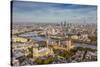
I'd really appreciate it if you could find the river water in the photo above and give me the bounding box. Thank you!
[19,32,97,49]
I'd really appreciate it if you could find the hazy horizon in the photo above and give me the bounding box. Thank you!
[12,1,97,23]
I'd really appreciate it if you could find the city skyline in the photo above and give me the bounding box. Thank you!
[12,1,97,23]
[11,1,97,66]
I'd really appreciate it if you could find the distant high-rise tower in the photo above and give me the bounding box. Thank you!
[61,22,63,26]
[64,21,66,26]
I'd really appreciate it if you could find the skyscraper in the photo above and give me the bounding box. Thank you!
[64,21,66,27]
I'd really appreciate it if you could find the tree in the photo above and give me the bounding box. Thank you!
[88,36,97,42]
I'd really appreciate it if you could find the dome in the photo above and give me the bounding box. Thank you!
[66,32,72,36]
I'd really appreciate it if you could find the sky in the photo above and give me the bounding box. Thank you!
[12,1,97,23]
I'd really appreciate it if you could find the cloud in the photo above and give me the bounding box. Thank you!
[12,1,97,23]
